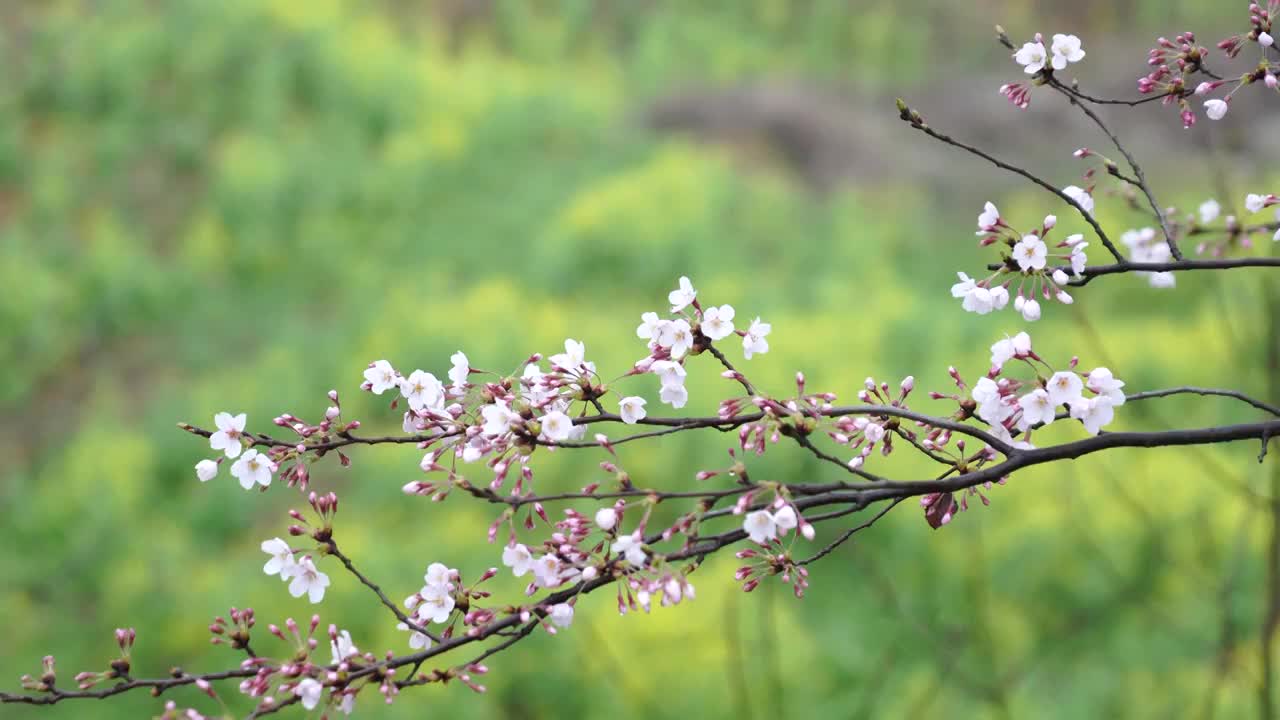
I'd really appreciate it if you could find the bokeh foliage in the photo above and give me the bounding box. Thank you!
[0,1,1274,718]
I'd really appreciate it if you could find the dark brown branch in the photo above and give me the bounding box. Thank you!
[325,540,440,643]
[896,99,1125,262]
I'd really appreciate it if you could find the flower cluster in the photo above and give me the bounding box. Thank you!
[951,202,1086,320]
[999,31,1085,109]
[961,331,1125,443]
[261,538,331,603]
[1121,228,1176,288]
[404,563,460,626]
[1136,32,1209,127]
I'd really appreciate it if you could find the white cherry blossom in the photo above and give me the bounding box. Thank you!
[502,544,534,577]
[195,459,218,482]
[743,317,771,359]
[1063,185,1094,215]
[595,507,618,531]
[1086,368,1127,405]
[1204,99,1228,120]
[1013,234,1048,271]
[618,396,647,425]
[1050,33,1085,69]
[659,318,695,358]
[284,556,330,604]
[416,584,455,623]
[448,352,469,387]
[1018,389,1056,428]
[230,449,275,490]
[400,370,444,412]
[549,603,575,628]
[363,360,399,395]
[541,410,574,442]
[744,510,778,544]
[294,678,323,710]
[397,622,431,650]
[668,276,698,312]
[209,412,247,458]
[261,538,296,578]
[1014,41,1047,74]
[701,305,736,341]
[1046,371,1084,406]
[611,533,647,566]
[1199,199,1220,224]
[1070,396,1115,435]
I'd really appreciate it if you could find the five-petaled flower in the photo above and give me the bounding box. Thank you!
[618,396,647,425]
[502,544,534,577]
[294,678,324,710]
[668,276,698,313]
[611,533,647,566]
[261,537,297,578]
[363,360,399,395]
[209,412,247,458]
[284,556,330,604]
[230,449,275,490]
[701,305,736,341]
[743,317,771,359]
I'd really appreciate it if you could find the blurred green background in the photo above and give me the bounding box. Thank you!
[2,0,1277,718]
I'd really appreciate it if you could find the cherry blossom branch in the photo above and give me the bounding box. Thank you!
[324,540,440,643]
[1045,76,1182,259]
[895,100,1126,262]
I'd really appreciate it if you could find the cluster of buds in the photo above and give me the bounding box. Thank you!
[19,656,57,692]
[1219,1,1277,58]
[1137,32,1206,126]
[209,608,254,654]
[288,491,339,543]
[734,547,811,598]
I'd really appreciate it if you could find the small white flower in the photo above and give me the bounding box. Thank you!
[294,678,324,710]
[636,312,665,343]
[742,317,771,359]
[1069,396,1115,435]
[990,286,1010,310]
[481,403,519,437]
[424,562,453,589]
[1018,389,1056,428]
[541,411,574,442]
[531,554,566,587]
[990,332,1032,367]
[951,271,977,298]
[1046,371,1084,406]
[195,459,218,482]
[611,533,648,567]
[1261,31,1275,47]
[1050,33,1085,70]
[1204,99,1229,121]
[959,284,995,315]
[1020,298,1042,321]
[773,506,798,532]
[400,370,444,412]
[618,396,647,425]
[1086,367,1127,405]
[744,510,778,545]
[659,383,688,409]
[701,305,736,341]
[330,630,359,665]
[977,201,1001,230]
[285,556,330,604]
[1070,241,1089,275]
[549,339,588,372]
[1063,185,1094,215]
[397,622,432,650]
[595,507,618,531]
[261,537,296,577]
[363,360,399,395]
[1052,269,1070,285]
[659,318,695,358]
[549,603,575,628]
[863,422,886,443]
[502,544,534,577]
[448,352,469,387]
[668,276,698,312]
[1014,41,1048,74]
[650,360,687,388]
[1199,199,1220,224]
[1246,193,1273,213]
[972,377,1001,407]
[416,584,455,623]
[1013,234,1048,271]
[209,412,247,458]
[230,449,275,490]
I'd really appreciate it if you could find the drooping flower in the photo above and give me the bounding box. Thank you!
[294,678,324,710]
[595,507,619,531]
[744,510,778,545]
[1246,193,1276,213]
[773,506,798,533]
[1019,297,1042,322]
[611,533,647,567]
[1204,99,1229,121]
[396,622,431,650]
[363,360,399,395]
[424,563,454,589]
[1063,185,1094,215]
[549,603,575,628]
[230,449,275,490]
[532,554,567,588]
[209,412,247,458]
[618,396,647,425]
[195,459,218,482]
[668,276,698,312]
[701,305,736,341]
[285,556,331,604]
[659,383,688,409]
[650,360,687,388]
